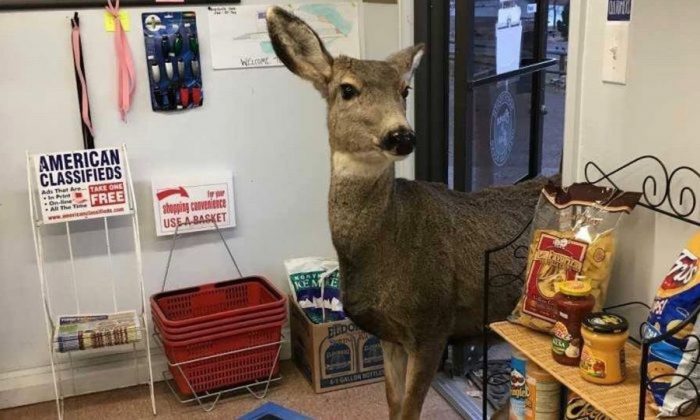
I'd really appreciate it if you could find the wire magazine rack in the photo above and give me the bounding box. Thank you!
[480,155,700,419]
[155,221,286,412]
[26,145,156,420]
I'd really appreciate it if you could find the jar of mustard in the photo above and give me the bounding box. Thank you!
[579,312,629,385]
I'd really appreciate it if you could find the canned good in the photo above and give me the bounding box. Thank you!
[525,362,561,420]
[509,348,529,420]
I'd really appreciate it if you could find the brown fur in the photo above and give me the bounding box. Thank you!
[267,7,547,419]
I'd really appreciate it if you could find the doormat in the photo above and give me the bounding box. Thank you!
[238,402,312,420]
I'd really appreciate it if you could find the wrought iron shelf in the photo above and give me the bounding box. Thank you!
[584,155,700,227]
[481,156,700,419]
[490,321,654,420]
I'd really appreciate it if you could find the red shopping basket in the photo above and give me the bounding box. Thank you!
[158,319,284,395]
[151,276,286,328]
[154,310,287,342]
[152,305,287,336]
[170,342,281,395]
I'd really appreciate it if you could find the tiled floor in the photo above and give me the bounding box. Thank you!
[1,361,461,419]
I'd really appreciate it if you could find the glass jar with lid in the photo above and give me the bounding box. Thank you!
[579,312,629,385]
[551,280,595,366]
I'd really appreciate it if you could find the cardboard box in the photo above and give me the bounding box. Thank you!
[289,297,384,393]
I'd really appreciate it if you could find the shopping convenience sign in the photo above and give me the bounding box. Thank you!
[151,172,236,236]
[33,147,131,224]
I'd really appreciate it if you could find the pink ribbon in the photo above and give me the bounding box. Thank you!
[106,0,136,122]
[71,24,94,136]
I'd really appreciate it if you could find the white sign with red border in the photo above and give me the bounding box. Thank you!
[33,147,131,224]
[151,172,236,236]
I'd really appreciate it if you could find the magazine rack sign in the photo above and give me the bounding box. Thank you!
[33,147,130,224]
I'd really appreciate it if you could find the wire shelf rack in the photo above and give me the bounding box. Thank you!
[481,156,700,419]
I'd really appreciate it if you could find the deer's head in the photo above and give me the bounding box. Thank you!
[266,7,424,174]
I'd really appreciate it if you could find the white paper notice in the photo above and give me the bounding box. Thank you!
[495,4,523,75]
[151,172,236,236]
[207,3,361,70]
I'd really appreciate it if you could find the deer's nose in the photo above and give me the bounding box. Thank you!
[381,129,416,156]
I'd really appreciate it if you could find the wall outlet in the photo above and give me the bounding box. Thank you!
[602,22,630,85]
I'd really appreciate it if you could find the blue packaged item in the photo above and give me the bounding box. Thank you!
[509,348,528,419]
[645,232,700,417]
[141,12,203,111]
[285,257,345,324]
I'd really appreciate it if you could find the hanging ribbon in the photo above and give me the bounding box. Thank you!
[106,0,136,122]
[70,13,95,148]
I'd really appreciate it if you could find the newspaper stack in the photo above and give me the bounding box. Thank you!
[53,311,142,353]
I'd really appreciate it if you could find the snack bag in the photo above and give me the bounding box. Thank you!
[645,232,700,417]
[285,257,345,324]
[509,183,640,332]
[563,388,611,419]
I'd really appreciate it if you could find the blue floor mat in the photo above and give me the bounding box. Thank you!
[238,402,312,420]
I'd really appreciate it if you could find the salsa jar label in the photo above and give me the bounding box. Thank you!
[552,321,582,359]
[552,321,572,355]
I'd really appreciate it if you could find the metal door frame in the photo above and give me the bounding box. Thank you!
[454,0,555,192]
[414,0,449,184]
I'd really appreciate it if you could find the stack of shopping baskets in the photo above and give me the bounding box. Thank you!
[151,276,287,395]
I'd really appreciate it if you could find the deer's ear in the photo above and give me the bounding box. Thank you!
[388,44,425,83]
[266,6,333,93]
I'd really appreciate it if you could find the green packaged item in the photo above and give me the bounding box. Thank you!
[285,257,345,324]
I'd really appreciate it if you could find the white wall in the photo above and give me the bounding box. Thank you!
[564,0,700,321]
[0,1,403,408]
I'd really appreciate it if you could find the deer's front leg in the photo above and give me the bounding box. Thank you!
[381,340,408,420]
[400,340,446,420]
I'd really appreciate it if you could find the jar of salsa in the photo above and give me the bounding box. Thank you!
[551,281,595,366]
[580,313,629,385]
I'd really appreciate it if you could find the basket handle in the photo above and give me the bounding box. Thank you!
[161,220,243,293]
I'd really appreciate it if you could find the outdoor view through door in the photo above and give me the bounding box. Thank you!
[415,0,566,192]
[415,0,569,417]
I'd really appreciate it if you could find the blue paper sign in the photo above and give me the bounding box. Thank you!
[608,0,632,21]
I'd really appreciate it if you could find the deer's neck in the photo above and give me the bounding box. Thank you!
[328,152,395,257]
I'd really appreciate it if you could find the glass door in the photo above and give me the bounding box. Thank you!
[453,0,556,191]
[416,1,563,418]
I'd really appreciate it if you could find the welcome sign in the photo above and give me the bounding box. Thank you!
[33,147,131,224]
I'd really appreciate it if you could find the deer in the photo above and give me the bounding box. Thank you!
[266,7,550,419]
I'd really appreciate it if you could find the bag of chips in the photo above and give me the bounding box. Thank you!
[645,232,700,417]
[509,183,641,332]
[563,388,610,419]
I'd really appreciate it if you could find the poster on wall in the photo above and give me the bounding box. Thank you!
[151,172,236,236]
[207,2,360,70]
[33,147,131,224]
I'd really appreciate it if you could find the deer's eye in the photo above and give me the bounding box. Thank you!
[340,84,359,100]
[402,86,412,99]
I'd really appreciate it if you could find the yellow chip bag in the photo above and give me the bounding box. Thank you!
[509,183,641,332]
